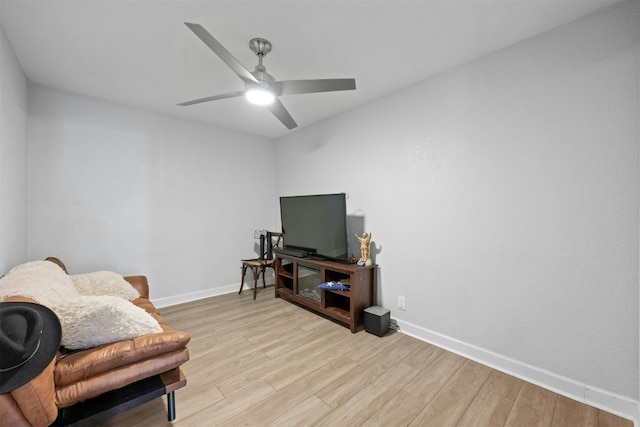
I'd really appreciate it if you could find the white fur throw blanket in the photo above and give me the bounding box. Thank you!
[0,261,162,350]
[71,271,141,301]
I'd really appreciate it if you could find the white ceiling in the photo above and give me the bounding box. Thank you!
[0,0,619,138]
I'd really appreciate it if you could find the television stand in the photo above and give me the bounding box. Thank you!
[274,254,377,333]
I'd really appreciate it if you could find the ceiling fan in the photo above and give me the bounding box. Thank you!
[178,23,356,130]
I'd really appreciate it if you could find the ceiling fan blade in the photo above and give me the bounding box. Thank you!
[184,23,259,84]
[178,90,244,106]
[266,98,298,130]
[274,79,356,96]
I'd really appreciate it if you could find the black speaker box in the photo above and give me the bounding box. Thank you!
[364,306,390,337]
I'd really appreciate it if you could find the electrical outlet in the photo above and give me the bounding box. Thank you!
[398,296,406,311]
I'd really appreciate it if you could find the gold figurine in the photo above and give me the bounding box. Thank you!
[355,232,372,266]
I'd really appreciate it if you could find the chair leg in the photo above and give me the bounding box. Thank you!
[261,266,267,288]
[167,391,176,421]
[239,265,248,294]
[252,266,259,300]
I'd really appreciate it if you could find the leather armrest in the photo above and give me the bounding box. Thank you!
[124,275,149,299]
[9,360,58,426]
[2,296,59,426]
[0,393,32,427]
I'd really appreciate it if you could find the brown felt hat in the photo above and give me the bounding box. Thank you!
[0,302,61,394]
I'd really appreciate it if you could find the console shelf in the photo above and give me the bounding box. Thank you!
[274,254,376,333]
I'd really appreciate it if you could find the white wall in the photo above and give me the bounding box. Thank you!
[276,0,639,416]
[0,24,29,274]
[28,86,277,304]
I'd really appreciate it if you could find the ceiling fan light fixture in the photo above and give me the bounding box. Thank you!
[245,86,275,105]
[180,24,355,130]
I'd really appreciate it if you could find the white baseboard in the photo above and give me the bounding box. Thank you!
[151,278,275,308]
[151,284,237,308]
[396,318,638,426]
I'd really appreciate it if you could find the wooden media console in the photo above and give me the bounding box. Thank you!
[274,254,376,333]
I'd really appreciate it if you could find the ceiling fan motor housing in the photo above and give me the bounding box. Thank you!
[249,38,271,57]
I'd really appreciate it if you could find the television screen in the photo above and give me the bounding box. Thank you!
[279,193,349,263]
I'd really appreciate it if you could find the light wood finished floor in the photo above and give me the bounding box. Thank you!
[85,287,632,427]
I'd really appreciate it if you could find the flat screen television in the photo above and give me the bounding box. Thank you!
[277,193,349,263]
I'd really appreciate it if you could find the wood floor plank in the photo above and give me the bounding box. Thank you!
[185,337,259,369]
[315,332,423,409]
[262,333,353,391]
[179,380,275,425]
[185,329,244,356]
[504,382,558,427]
[599,410,634,427]
[401,340,443,371]
[409,359,492,426]
[457,387,515,427]
[72,288,633,426]
[403,349,466,404]
[483,370,523,398]
[185,347,268,392]
[343,329,405,363]
[314,361,420,426]
[360,389,426,427]
[218,359,359,427]
[215,326,348,396]
[456,370,522,427]
[254,323,327,359]
[265,395,332,427]
[552,395,598,426]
